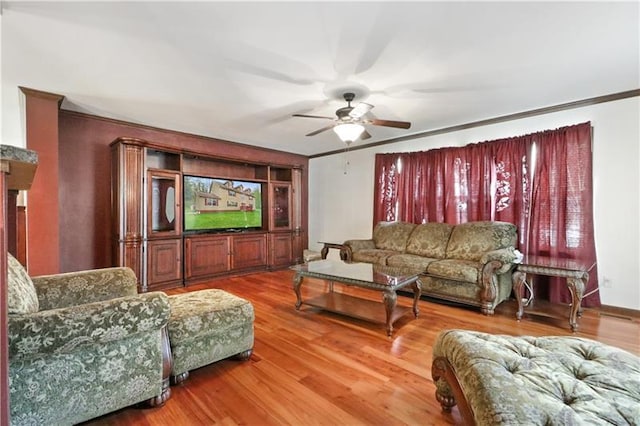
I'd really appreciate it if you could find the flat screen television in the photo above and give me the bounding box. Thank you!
[183,175,263,232]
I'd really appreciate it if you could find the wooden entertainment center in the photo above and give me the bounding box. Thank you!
[111,137,306,292]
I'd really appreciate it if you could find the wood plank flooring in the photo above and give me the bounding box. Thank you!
[84,269,640,425]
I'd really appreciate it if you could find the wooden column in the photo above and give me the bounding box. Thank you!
[0,145,38,426]
[0,161,8,426]
[20,87,64,275]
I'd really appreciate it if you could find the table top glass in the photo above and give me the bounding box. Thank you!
[291,260,419,288]
[518,255,596,273]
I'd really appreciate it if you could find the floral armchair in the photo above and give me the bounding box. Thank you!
[7,254,172,425]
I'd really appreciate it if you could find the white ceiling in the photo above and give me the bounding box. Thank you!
[2,1,639,156]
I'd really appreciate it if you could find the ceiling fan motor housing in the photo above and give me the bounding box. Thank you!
[336,93,356,120]
[343,92,356,103]
[336,107,354,120]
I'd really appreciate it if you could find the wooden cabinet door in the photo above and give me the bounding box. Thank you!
[291,167,304,264]
[185,235,230,279]
[232,233,267,270]
[269,232,292,267]
[147,239,182,286]
[147,170,181,238]
[269,183,292,230]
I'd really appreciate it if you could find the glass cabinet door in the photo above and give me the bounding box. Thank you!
[270,183,291,230]
[148,171,181,236]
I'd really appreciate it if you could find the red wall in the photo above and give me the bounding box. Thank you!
[58,111,308,272]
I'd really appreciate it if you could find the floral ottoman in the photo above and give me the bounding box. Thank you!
[432,330,640,425]
[167,289,254,384]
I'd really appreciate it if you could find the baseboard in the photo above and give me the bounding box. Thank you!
[598,304,640,322]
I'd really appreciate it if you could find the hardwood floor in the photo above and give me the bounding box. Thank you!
[85,270,639,425]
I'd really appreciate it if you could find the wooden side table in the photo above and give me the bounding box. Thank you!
[512,255,597,332]
[318,241,349,261]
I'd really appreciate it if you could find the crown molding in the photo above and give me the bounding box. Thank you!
[310,88,640,159]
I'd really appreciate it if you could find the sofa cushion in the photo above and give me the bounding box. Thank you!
[427,259,481,283]
[386,253,437,272]
[406,222,454,259]
[168,289,254,377]
[373,221,416,252]
[168,289,254,344]
[352,249,398,265]
[446,221,517,261]
[7,253,39,314]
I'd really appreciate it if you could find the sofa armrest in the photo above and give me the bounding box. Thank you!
[32,267,138,310]
[343,239,376,261]
[8,292,170,360]
[343,239,376,251]
[479,247,518,274]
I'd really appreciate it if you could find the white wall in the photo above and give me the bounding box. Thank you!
[309,96,640,310]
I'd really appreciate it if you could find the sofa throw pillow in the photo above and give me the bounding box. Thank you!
[373,221,416,252]
[7,253,39,314]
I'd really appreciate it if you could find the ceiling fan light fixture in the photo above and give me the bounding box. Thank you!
[333,123,364,143]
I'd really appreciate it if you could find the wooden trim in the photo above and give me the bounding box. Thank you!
[310,89,640,159]
[19,86,65,108]
[431,356,475,425]
[23,89,62,275]
[17,206,26,266]
[598,304,640,322]
[64,110,306,164]
[0,171,8,426]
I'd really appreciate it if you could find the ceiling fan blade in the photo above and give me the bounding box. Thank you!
[349,102,374,119]
[367,119,411,129]
[359,129,372,140]
[293,113,335,120]
[306,124,335,137]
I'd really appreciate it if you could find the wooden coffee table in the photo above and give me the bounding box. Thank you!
[291,260,422,336]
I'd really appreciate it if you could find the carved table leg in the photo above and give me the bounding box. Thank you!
[293,273,303,310]
[320,245,329,259]
[382,290,398,337]
[512,271,526,320]
[339,248,349,261]
[411,279,422,318]
[566,276,585,332]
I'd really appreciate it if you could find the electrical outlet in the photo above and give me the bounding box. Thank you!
[602,277,612,289]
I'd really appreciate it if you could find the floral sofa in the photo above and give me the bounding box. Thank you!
[432,330,640,425]
[343,221,518,314]
[7,254,172,425]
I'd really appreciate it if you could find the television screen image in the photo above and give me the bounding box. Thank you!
[183,176,263,232]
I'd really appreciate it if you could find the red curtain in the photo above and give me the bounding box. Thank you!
[492,136,534,250]
[414,148,470,224]
[374,153,413,226]
[373,122,600,307]
[528,122,599,306]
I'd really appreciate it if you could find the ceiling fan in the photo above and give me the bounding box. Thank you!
[292,92,411,143]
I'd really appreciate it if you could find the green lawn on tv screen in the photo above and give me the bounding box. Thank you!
[185,210,262,230]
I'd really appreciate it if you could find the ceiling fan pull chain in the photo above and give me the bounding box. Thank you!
[343,144,351,175]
